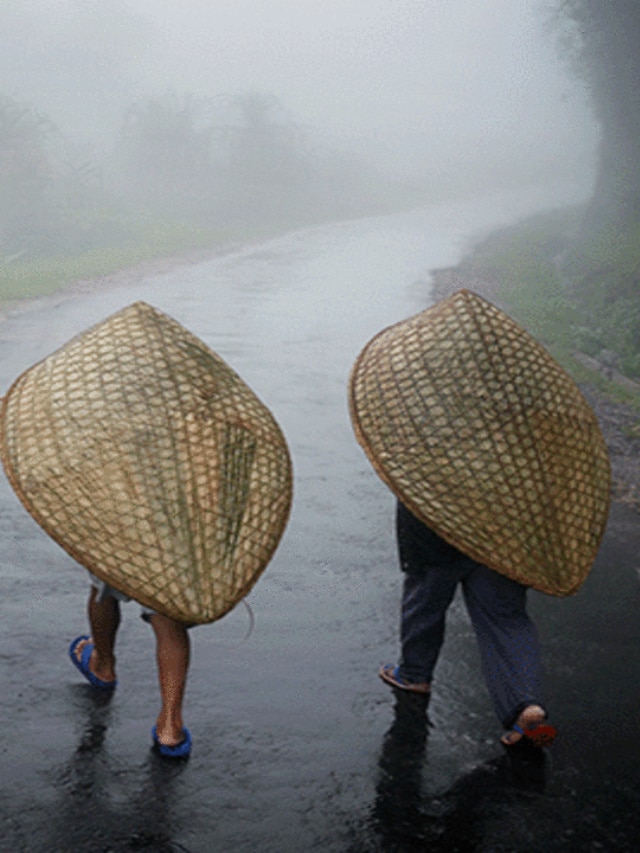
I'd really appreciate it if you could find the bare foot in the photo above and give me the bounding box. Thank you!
[153,706,188,747]
[73,637,117,684]
[379,664,431,695]
[154,721,188,747]
[152,724,192,759]
[501,705,547,746]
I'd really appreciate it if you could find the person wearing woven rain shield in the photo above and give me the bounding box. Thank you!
[349,291,609,751]
[69,579,192,760]
[1,301,294,764]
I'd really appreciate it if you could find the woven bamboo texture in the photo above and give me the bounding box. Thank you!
[0,302,293,623]
[349,289,611,596]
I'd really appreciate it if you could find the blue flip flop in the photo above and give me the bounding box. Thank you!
[151,725,192,760]
[68,635,117,690]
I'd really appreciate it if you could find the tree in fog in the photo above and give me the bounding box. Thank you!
[0,92,118,257]
[554,0,640,375]
[0,94,54,256]
[117,91,316,228]
[215,92,390,226]
[219,93,311,212]
[560,0,640,231]
[118,93,215,219]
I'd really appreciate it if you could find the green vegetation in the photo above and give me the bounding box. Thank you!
[0,187,424,306]
[530,1,640,397]
[474,216,578,350]
[455,206,640,408]
[0,88,431,307]
[561,221,640,378]
[456,209,581,359]
[0,219,226,304]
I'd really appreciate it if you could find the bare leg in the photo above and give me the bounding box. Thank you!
[73,587,120,683]
[149,613,190,746]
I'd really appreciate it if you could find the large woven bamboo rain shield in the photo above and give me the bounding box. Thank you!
[0,302,293,623]
[349,290,611,596]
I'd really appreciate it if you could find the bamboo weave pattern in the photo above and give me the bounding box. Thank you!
[0,302,292,623]
[349,290,610,596]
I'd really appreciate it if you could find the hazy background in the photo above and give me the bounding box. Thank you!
[1,0,597,194]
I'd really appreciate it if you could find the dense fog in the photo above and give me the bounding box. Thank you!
[0,0,599,258]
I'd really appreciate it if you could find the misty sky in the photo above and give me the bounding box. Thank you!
[2,0,598,188]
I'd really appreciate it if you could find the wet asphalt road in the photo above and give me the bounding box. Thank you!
[1,189,639,852]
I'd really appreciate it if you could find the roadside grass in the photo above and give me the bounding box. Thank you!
[562,222,640,380]
[0,186,436,310]
[0,220,234,306]
[460,209,640,411]
[460,210,580,358]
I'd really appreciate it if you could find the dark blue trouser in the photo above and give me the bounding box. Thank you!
[396,502,545,728]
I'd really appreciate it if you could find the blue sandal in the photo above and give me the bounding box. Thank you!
[151,725,192,760]
[68,636,117,690]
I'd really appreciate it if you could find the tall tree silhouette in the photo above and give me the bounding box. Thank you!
[119,93,214,217]
[561,0,640,233]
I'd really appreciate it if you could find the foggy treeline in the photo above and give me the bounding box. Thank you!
[0,87,407,262]
[1,0,600,268]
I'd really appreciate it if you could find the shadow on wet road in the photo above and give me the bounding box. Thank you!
[45,690,192,852]
[349,691,552,852]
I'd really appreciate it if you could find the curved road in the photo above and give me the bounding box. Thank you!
[1,187,638,852]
